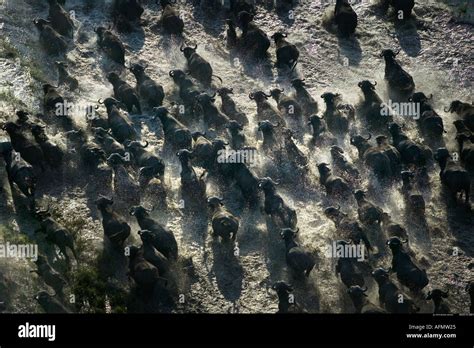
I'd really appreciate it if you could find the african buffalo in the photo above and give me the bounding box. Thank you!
[99,97,137,143]
[380,49,415,98]
[169,69,200,107]
[308,115,336,146]
[55,61,78,90]
[259,177,297,229]
[176,149,207,210]
[387,236,429,292]
[426,289,450,314]
[32,255,67,297]
[95,26,125,65]
[249,91,286,125]
[33,18,68,55]
[153,106,192,150]
[226,121,246,149]
[334,0,357,37]
[129,63,165,108]
[271,32,299,70]
[125,140,165,178]
[291,79,318,117]
[409,92,445,138]
[372,268,419,313]
[330,145,360,180]
[180,43,221,86]
[446,100,474,131]
[35,291,71,313]
[96,196,131,248]
[31,125,64,169]
[159,0,184,35]
[1,146,37,205]
[129,204,178,260]
[389,123,432,167]
[270,88,303,120]
[217,87,249,125]
[324,206,372,252]
[34,206,78,265]
[347,286,386,313]
[107,72,142,114]
[2,122,45,171]
[350,134,393,180]
[321,92,354,134]
[317,163,351,198]
[47,0,74,38]
[227,11,270,59]
[335,240,365,288]
[194,92,230,129]
[354,190,384,226]
[434,148,470,204]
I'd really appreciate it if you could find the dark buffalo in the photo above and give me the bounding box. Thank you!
[31,125,64,168]
[129,63,165,108]
[372,268,419,313]
[33,18,68,55]
[153,106,192,150]
[95,26,125,65]
[226,121,246,149]
[47,0,74,38]
[180,43,221,86]
[169,69,200,107]
[217,87,249,125]
[249,91,286,125]
[334,0,357,37]
[280,228,315,277]
[387,236,429,292]
[159,0,184,35]
[389,123,431,167]
[426,289,450,314]
[321,92,354,134]
[353,190,384,226]
[129,204,178,260]
[380,49,415,98]
[207,197,239,242]
[317,163,351,198]
[446,100,474,131]
[291,79,318,117]
[194,92,230,129]
[259,177,297,229]
[99,97,137,143]
[96,196,131,248]
[125,140,165,178]
[107,72,142,114]
[271,32,299,70]
[176,149,207,209]
[347,286,386,313]
[434,148,470,204]
[55,61,78,90]
[34,206,78,265]
[2,122,45,170]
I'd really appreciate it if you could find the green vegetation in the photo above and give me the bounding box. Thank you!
[0,88,27,109]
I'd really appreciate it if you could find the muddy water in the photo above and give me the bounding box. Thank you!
[0,0,472,313]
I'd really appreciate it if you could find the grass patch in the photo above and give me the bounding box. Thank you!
[0,88,27,109]
[0,224,33,245]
